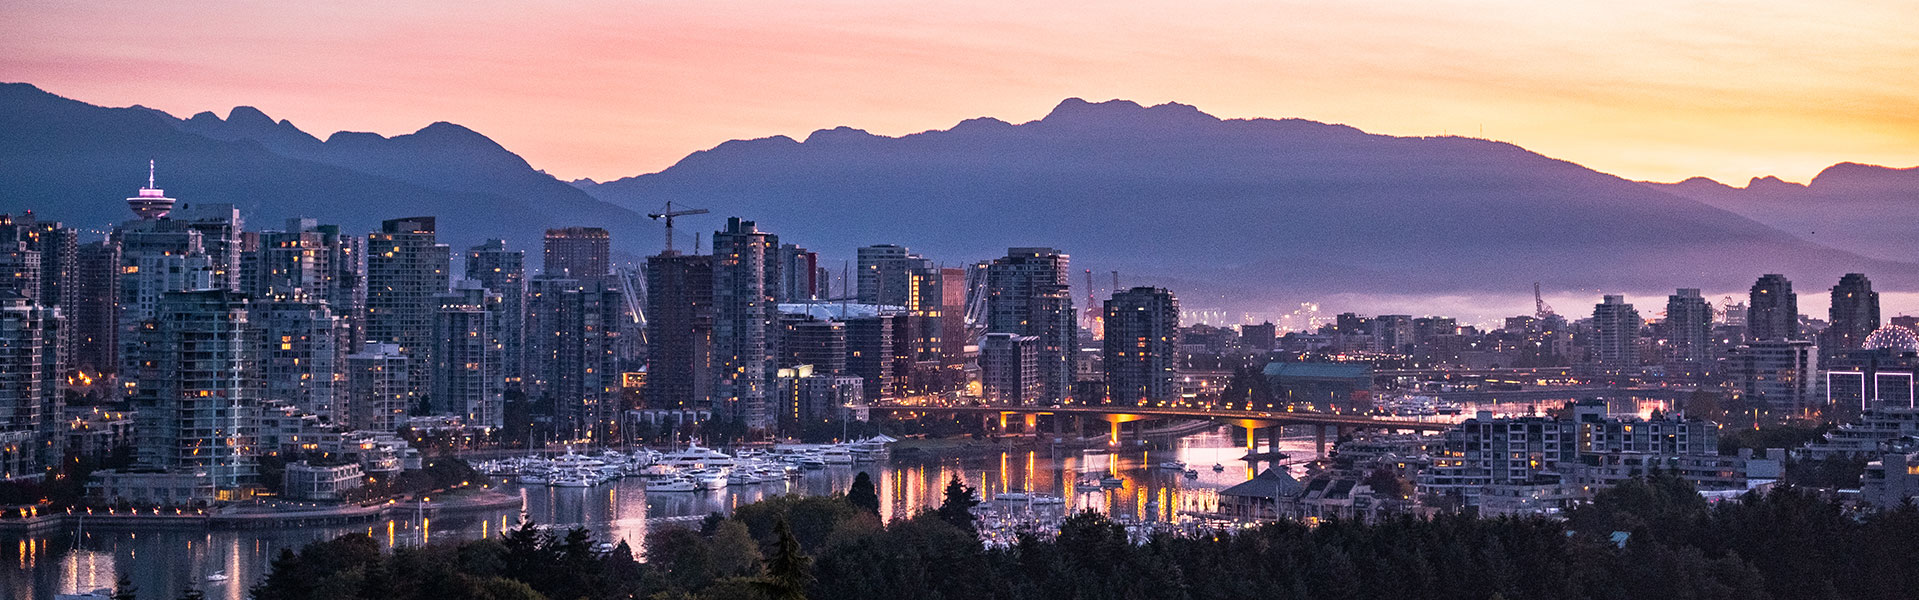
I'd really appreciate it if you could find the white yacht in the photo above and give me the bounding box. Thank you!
[646,476,698,492]
[661,444,734,468]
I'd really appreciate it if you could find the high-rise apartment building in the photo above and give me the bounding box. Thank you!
[710,218,781,431]
[527,277,625,441]
[856,244,922,306]
[985,247,1076,402]
[1825,273,1879,354]
[365,217,450,401]
[131,289,256,490]
[543,227,611,283]
[433,281,504,429]
[254,298,344,423]
[467,239,526,387]
[170,203,244,291]
[346,342,408,433]
[1730,340,1819,411]
[1748,274,1799,341]
[775,243,820,302]
[1103,287,1180,406]
[1591,295,1641,369]
[980,333,1041,405]
[645,252,714,411]
[0,296,60,480]
[1666,289,1713,369]
[72,241,120,375]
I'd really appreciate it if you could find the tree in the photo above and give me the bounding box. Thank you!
[936,475,980,532]
[111,574,137,600]
[847,472,881,515]
[754,518,813,600]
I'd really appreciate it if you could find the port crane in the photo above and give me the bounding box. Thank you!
[647,201,709,253]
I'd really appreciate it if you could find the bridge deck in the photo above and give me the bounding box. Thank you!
[867,403,1455,431]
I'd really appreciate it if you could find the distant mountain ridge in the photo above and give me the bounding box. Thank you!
[0,82,656,259]
[1648,164,1919,263]
[573,97,1919,311]
[3,82,1915,315]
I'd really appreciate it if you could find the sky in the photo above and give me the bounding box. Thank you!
[3,0,1917,185]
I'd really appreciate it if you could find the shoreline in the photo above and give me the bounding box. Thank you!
[0,489,523,536]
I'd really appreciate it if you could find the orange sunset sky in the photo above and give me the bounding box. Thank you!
[3,0,1916,184]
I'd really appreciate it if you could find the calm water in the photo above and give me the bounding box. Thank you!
[3,428,1315,600]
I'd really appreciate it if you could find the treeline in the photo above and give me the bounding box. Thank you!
[206,474,1919,600]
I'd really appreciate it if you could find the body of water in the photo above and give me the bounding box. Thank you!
[3,428,1316,600]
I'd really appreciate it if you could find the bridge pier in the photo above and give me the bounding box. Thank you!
[1315,425,1328,457]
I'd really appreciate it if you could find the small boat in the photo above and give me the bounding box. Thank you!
[55,589,112,600]
[205,571,230,583]
[1099,475,1124,489]
[1156,461,1185,470]
[794,456,827,469]
[1211,463,1225,472]
[1030,494,1065,506]
[1184,469,1199,479]
[550,473,591,488]
[994,491,1031,502]
[1075,477,1101,487]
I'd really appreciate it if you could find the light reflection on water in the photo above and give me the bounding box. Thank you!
[2,427,1322,600]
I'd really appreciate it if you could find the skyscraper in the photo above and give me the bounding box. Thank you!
[980,333,1040,405]
[645,252,714,411]
[253,298,344,423]
[857,244,925,306]
[527,276,624,440]
[72,241,119,375]
[346,342,409,433]
[1748,274,1799,341]
[0,296,59,480]
[365,217,450,401]
[710,218,781,431]
[132,289,256,490]
[1591,295,1641,369]
[171,203,245,291]
[985,247,1077,403]
[1103,287,1180,406]
[775,243,820,302]
[466,240,526,387]
[1825,273,1879,353]
[543,227,611,283]
[1666,289,1713,369]
[433,281,504,429]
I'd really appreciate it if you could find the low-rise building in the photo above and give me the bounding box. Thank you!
[283,461,365,501]
[1861,447,1919,509]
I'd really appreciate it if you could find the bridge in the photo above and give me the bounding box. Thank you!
[866,402,1456,456]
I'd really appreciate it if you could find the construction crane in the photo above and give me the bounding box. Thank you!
[1533,282,1556,319]
[647,201,708,253]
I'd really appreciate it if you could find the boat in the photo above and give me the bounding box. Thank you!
[1030,494,1065,506]
[205,571,230,583]
[660,444,734,468]
[1075,476,1101,487]
[685,468,729,490]
[821,447,855,464]
[550,471,592,487]
[794,455,827,469]
[1211,463,1225,472]
[645,476,698,492]
[55,589,112,600]
[1099,475,1124,489]
[1184,469,1199,479]
[1435,401,1464,415]
[1156,461,1186,470]
[993,491,1031,502]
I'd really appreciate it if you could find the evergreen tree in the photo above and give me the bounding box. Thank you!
[936,475,980,532]
[848,472,881,515]
[755,518,814,600]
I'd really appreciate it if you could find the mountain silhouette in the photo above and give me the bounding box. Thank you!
[1649,164,1919,264]
[4,83,1913,314]
[0,82,655,260]
[575,98,1919,310]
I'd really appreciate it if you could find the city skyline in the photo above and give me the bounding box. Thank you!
[3,2,1916,185]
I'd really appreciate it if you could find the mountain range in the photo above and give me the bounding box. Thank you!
[3,82,1915,317]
